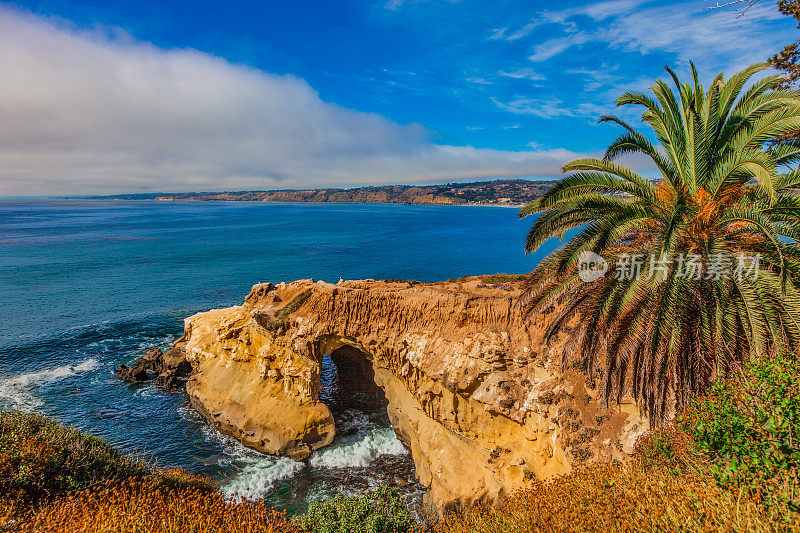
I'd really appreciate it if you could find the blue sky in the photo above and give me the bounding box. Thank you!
[0,0,796,194]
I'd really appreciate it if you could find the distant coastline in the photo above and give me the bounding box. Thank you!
[93,178,554,207]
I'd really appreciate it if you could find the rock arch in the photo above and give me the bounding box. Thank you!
[178,278,648,514]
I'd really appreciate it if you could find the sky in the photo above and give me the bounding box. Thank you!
[0,0,796,195]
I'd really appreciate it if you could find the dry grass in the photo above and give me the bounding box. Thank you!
[11,459,795,533]
[0,411,298,533]
[4,478,299,533]
[437,428,799,533]
[437,465,796,533]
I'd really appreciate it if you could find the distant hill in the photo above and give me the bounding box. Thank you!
[102,179,556,206]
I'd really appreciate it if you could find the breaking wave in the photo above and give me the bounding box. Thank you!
[223,455,305,501]
[0,358,99,410]
[310,427,407,469]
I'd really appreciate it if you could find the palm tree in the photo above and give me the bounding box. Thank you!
[519,63,800,422]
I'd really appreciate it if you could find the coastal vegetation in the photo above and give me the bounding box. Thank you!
[519,62,800,422]
[0,410,412,532]
[681,349,800,505]
[8,478,294,533]
[479,273,528,284]
[1,343,798,531]
[259,288,315,333]
[297,488,413,533]
[0,410,294,532]
[437,349,800,532]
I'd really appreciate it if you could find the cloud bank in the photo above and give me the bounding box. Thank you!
[0,7,576,196]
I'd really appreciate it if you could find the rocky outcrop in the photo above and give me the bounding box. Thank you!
[172,277,648,514]
[116,346,192,389]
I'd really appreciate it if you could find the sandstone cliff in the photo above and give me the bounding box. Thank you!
[172,277,648,514]
[108,179,553,206]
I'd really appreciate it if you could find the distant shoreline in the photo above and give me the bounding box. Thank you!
[87,178,553,207]
[148,198,528,208]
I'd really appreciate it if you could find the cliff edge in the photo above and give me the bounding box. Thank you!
[170,277,648,514]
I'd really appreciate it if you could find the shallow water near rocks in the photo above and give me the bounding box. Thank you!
[0,199,556,514]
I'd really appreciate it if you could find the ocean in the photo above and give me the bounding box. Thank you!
[0,198,555,514]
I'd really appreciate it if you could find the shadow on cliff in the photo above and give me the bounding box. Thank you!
[321,345,389,424]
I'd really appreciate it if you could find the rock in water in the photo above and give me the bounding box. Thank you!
[116,346,191,389]
[115,362,148,382]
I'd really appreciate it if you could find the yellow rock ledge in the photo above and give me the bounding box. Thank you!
[170,277,648,515]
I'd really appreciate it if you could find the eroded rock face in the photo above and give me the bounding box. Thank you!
[175,277,648,513]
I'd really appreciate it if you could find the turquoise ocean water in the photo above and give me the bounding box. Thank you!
[0,199,555,513]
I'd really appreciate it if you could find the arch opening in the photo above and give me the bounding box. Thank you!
[321,345,388,416]
[311,343,424,518]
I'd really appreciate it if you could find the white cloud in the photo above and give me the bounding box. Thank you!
[493,1,641,42]
[579,0,646,20]
[491,97,607,118]
[488,27,508,40]
[0,7,581,196]
[498,68,545,81]
[506,21,544,41]
[598,1,785,68]
[567,64,623,91]
[383,0,460,10]
[516,0,788,70]
[529,33,590,62]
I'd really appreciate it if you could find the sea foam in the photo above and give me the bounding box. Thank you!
[223,456,305,501]
[0,358,99,410]
[309,427,407,469]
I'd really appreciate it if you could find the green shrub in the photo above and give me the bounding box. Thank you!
[259,316,290,333]
[680,350,800,505]
[275,289,313,321]
[296,487,413,533]
[479,273,527,284]
[633,425,703,476]
[0,411,215,503]
[0,411,149,500]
